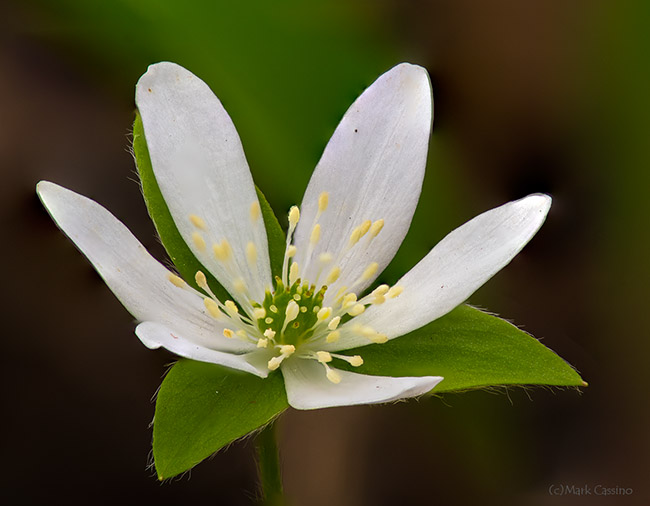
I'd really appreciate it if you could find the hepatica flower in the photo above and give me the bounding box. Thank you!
[37,62,551,410]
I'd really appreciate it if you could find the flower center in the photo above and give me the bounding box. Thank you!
[167,191,404,383]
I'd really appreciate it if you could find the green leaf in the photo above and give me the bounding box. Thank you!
[339,305,585,392]
[153,360,288,480]
[132,113,286,294]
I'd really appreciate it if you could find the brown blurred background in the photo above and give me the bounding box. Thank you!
[2,1,648,505]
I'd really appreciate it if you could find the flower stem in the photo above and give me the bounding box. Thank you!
[256,422,284,505]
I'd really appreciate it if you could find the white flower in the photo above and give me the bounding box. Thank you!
[37,62,551,410]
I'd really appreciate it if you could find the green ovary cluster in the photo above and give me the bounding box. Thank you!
[256,276,327,347]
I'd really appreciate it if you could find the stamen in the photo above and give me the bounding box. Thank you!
[287,245,297,258]
[347,304,365,316]
[387,286,404,298]
[213,240,233,262]
[310,224,321,245]
[359,220,371,237]
[318,192,329,212]
[189,214,206,229]
[285,300,300,324]
[372,285,390,297]
[319,252,333,264]
[167,273,186,288]
[195,271,209,290]
[267,345,296,371]
[326,266,341,284]
[225,300,239,315]
[253,307,266,320]
[289,206,300,227]
[280,345,296,356]
[233,278,246,293]
[333,353,364,367]
[369,219,384,238]
[257,338,268,348]
[342,293,357,309]
[327,316,341,330]
[223,329,235,339]
[203,298,222,319]
[264,328,276,339]
[250,201,261,223]
[289,262,300,285]
[246,242,257,266]
[326,330,340,343]
[316,351,332,363]
[192,232,207,252]
[361,262,379,281]
[326,368,341,384]
[316,307,332,321]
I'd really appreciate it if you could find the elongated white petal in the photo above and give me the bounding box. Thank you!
[293,63,432,301]
[136,322,267,377]
[335,194,552,349]
[136,62,272,304]
[281,359,442,410]
[37,181,254,355]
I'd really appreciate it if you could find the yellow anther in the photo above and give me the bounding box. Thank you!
[167,273,186,288]
[316,351,332,363]
[310,224,321,245]
[253,307,266,320]
[373,295,386,305]
[246,242,257,266]
[349,355,364,367]
[225,300,239,314]
[359,220,371,237]
[342,293,357,309]
[317,307,332,321]
[287,245,297,257]
[318,192,329,212]
[387,286,404,298]
[327,316,341,331]
[319,252,333,264]
[265,317,273,324]
[189,214,206,229]
[195,271,209,290]
[369,219,385,238]
[370,333,388,344]
[269,305,278,313]
[289,206,300,227]
[349,227,362,246]
[223,329,234,339]
[267,356,283,371]
[326,330,341,343]
[362,262,379,281]
[372,284,390,297]
[347,303,366,316]
[285,300,300,322]
[233,278,246,293]
[326,369,341,384]
[250,201,261,223]
[326,266,341,284]
[289,262,299,285]
[203,298,222,319]
[280,344,296,356]
[257,338,268,348]
[192,232,206,252]
[264,328,276,339]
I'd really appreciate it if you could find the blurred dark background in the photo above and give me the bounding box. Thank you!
[2,1,648,504]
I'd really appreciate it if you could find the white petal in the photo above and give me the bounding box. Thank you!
[37,181,254,355]
[337,194,552,348]
[281,359,442,410]
[136,62,272,304]
[136,322,268,377]
[292,63,432,301]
